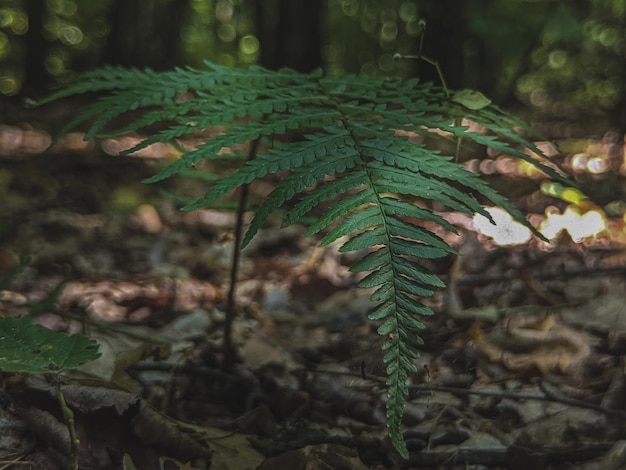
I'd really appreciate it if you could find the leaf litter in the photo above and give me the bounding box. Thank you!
[0,119,625,468]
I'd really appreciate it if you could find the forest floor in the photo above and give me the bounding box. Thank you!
[1,105,626,469]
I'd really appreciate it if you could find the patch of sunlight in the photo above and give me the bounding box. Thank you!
[539,205,607,243]
[473,205,608,246]
[587,156,610,174]
[541,181,587,206]
[473,207,533,246]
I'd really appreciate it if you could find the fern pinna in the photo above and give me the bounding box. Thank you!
[41,62,566,458]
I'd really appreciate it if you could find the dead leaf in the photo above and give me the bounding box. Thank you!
[470,315,591,374]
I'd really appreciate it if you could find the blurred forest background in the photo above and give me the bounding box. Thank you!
[1,0,626,134]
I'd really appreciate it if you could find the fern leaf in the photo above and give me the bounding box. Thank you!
[384,217,455,253]
[286,186,374,231]
[378,197,457,233]
[42,61,573,459]
[390,236,453,259]
[337,226,387,252]
[321,205,382,245]
[349,247,388,272]
[183,127,356,211]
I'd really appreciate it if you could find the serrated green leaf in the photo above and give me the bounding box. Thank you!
[394,275,435,298]
[349,248,388,273]
[396,310,426,330]
[387,218,454,253]
[390,237,454,259]
[453,89,492,110]
[397,294,434,316]
[357,265,392,289]
[380,197,458,233]
[377,319,398,336]
[337,226,386,251]
[0,316,101,373]
[302,184,374,234]
[371,283,394,303]
[285,183,369,230]
[321,206,382,246]
[368,301,395,321]
[393,257,446,287]
[399,327,425,347]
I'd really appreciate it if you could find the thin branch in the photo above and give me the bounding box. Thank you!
[222,138,259,370]
[295,368,626,419]
[453,266,626,286]
[54,378,79,470]
[408,443,611,467]
[394,19,450,96]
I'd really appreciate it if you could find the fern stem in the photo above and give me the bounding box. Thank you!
[222,138,259,370]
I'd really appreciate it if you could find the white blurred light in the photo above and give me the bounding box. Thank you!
[473,207,533,245]
[539,206,606,242]
[571,153,588,171]
[473,205,607,246]
[587,156,610,174]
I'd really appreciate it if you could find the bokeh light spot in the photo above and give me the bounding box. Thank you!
[380,21,398,42]
[587,156,610,174]
[599,27,618,47]
[59,25,83,45]
[239,34,259,55]
[44,54,66,76]
[0,75,21,96]
[341,0,359,17]
[215,0,234,22]
[10,13,28,35]
[548,50,567,69]
[399,2,417,22]
[217,23,236,42]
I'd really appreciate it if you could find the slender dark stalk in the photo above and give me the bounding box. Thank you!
[55,377,79,470]
[222,138,259,370]
[394,19,449,97]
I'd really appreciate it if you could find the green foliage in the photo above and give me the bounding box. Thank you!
[0,316,101,373]
[40,61,567,458]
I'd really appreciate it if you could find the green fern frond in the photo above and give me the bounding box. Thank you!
[42,61,571,459]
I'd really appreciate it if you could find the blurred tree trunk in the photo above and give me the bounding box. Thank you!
[104,0,189,68]
[255,0,323,72]
[23,0,47,96]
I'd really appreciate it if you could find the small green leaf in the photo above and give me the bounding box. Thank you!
[453,89,492,110]
[0,316,101,373]
[349,248,388,272]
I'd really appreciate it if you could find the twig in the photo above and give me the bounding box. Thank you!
[394,19,449,97]
[54,377,79,470]
[453,266,626,286]
[294,367,626,419]
[223,138,259,370]
[409,383,626,419]
[408,443,611,467]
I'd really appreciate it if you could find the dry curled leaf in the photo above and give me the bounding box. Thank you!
[470,315,591,374]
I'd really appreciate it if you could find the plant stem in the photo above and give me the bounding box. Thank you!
[222,138,259,370]
[55,377,79,470]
